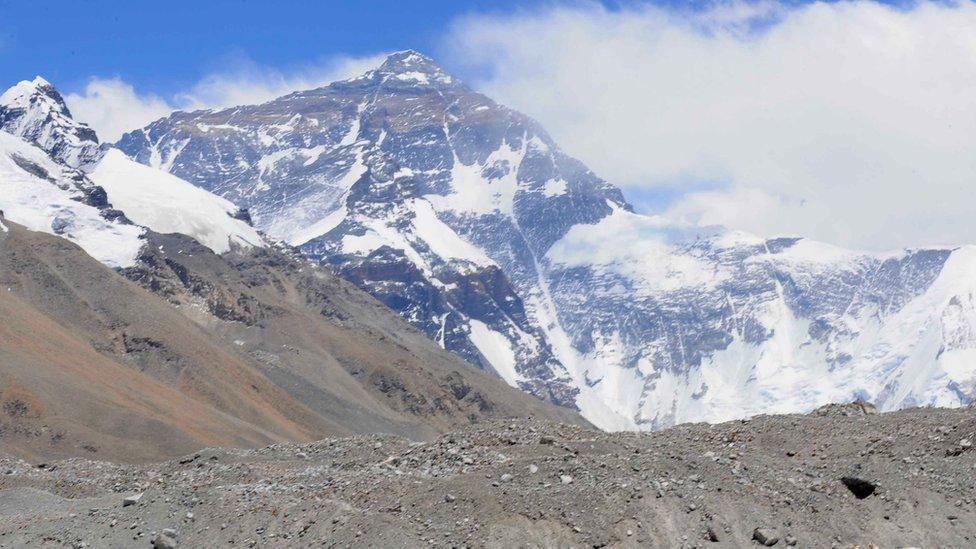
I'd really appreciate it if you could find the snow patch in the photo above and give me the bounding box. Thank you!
[409,199,493,266]
[90,149,264,254]
[288,202,348,246]
[468,319,522,387]
[542,178,568,197]
[427,138,526,217]
[0,132,144,267]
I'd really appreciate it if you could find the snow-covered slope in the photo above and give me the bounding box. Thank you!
[117,51,976,430]
[89,149,263,254]
[1,78,266,258]
[0,131,144,267]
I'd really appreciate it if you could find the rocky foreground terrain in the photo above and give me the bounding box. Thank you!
[0,403,973,548]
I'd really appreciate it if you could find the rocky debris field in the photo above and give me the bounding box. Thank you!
[0,404,973,548]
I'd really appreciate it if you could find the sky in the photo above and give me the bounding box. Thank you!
[2,0,976,251]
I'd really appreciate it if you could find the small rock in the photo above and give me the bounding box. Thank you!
[753,527,779,546]
[122,493,143,507]
[152,533,177,549]
[705,526,720,542]
[500,473,513,482]
[444,493,456,503]
[784,534,797,546]
[560,475,574,484]
[528,464,539,474]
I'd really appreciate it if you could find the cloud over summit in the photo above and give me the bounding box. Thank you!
[64,53,386,142]
[445,0,976,250]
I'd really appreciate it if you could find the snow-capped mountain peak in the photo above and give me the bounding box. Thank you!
[0,76,57,108]
[362,49,457,87]
[0,76,101,168]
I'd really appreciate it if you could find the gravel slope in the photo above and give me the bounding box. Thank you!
[0,404,973,548]
[0,218,585,464]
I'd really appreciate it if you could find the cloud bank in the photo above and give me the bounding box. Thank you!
[446,1,976,250]
[64,53,385,142]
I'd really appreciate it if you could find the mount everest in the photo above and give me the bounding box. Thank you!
[4,51,975,432]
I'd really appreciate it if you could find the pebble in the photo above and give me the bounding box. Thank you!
[122,493,143,507]
[152,533,177,549]
[753,527,780,546]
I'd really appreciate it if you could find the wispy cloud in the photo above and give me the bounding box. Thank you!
[63,53,386,142]
[172,53,387,111]
[445,0,976,250]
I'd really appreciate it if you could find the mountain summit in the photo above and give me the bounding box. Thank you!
[117,52,976,430]
[363,49,458,87]
[0,76,101,167]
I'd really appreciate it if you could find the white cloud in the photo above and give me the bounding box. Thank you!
[64,79,173,143]
[445,1,976,250]
[64,53,386,143]
[172,53,387,111]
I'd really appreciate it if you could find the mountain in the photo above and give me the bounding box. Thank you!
[116,51,626,409]
[116,50,976,430]
[0,77,585,462]
[0,76,101,168]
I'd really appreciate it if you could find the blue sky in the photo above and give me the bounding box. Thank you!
[0,0,906,96]
[0,0,587,95]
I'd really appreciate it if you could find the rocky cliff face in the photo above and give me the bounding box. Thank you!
[116,51,976,430]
